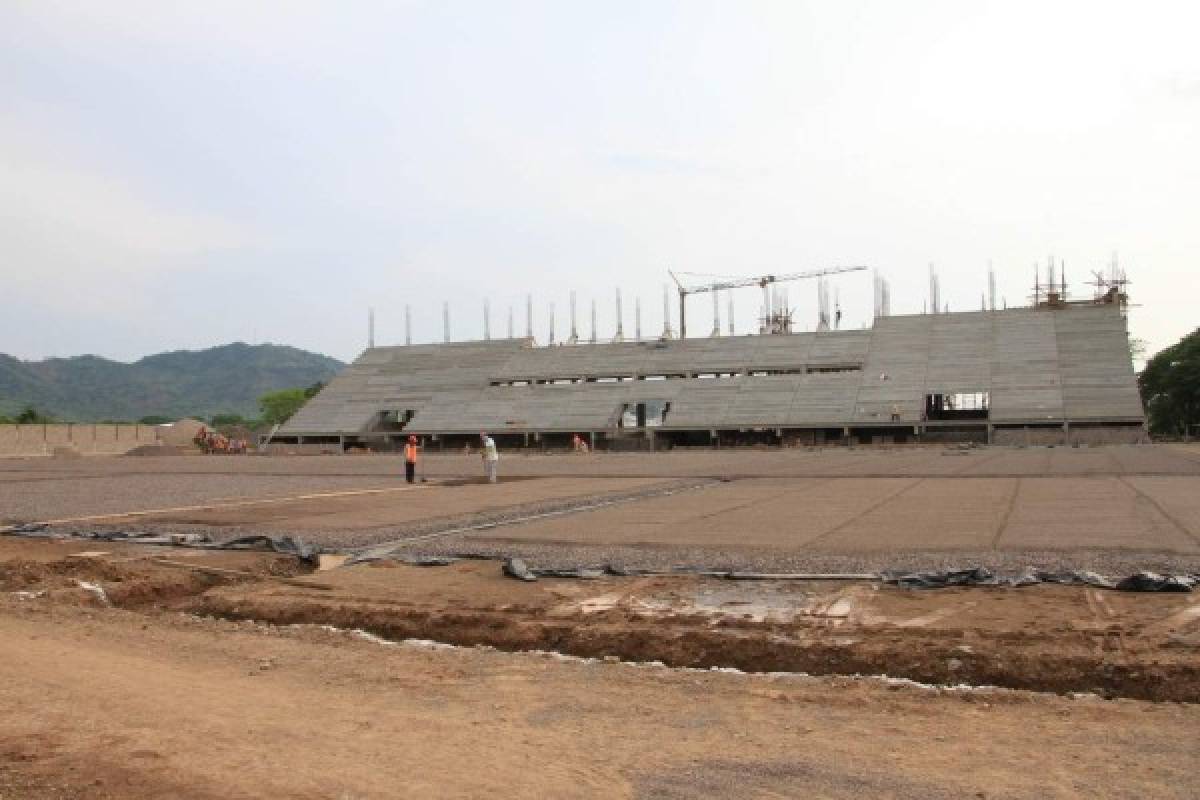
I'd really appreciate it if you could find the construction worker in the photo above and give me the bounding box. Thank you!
[480,432,498,483]
[404,435,419,484]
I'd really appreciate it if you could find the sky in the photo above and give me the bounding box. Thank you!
[2,0,1197,365]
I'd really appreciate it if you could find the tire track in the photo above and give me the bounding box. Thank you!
[800,478,925,549]
[989,477,1022,549]
[1117,476,1200,548]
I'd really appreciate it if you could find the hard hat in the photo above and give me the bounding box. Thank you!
[408,435,417,443]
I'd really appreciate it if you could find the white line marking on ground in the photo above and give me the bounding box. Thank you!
[41,485,433,525]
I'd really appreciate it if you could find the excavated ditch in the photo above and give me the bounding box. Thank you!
[5,552,1199,703]
[186,585,1200,704]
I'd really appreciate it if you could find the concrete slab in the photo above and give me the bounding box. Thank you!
[996,477,1200,553]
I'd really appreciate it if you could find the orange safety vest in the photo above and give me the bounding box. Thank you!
[404,443,418,463]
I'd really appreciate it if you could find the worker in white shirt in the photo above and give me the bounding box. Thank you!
[480,432,499,483]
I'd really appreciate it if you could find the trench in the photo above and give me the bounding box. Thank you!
[184,584,1200,704]
[6,553,1199,704]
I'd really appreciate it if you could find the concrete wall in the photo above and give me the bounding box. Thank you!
[261,442,342,456]
[992,427,1066,446]
[991,425,1146,447]
[0,424,160,457]
[1067,425,1147,446]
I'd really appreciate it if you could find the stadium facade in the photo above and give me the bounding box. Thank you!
[274,302,1145,450]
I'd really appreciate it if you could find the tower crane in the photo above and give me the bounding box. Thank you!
[667,266,868,338]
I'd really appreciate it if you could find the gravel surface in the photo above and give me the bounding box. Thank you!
[371,538,1200,578]
[54,479,715,550]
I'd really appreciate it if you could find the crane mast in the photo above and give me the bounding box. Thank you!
[668,265,867,338]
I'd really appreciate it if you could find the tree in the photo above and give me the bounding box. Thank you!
[210,413,247,427]
[15,406,53,424]
[1139,328,1200,437]
[304,381,325,399]
[258,388,308,426]
[138,415,174,425]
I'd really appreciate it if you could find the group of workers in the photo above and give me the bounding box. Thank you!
[403,432,498,484]
[193,426,249,455]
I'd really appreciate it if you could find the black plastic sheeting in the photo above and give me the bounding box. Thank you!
[1,523,50,534]
[0,526,319,565]
[878,567,1197,592]
[215,535,319,564]
[881,567,1112,589]
[497,559,1199,593]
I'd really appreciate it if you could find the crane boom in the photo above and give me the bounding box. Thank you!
[670,265,867,338]
[678,265,866,294]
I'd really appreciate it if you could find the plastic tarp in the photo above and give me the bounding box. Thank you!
[0,526,319,565]
[881,567,1198,592]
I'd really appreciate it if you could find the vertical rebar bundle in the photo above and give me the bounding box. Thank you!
[548,302,556,345]
[568,290,579,344]
[988,262,996,311]
[662,285,674,339]
[590,299,597,344]
[728,292,734,336]
[816,278,831,331]
[483,300,491,340]
[368,307,375,349]
[443,301,450,343]
[635,296,642,341]
[526,294,533,339]
[614,289,624,342]
[507,306,514,339]
[710,285,720,337]
[405,304,412,346]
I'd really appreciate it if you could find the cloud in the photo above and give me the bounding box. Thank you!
[1165,74,1200,99]
[601,150,728,177]
[0,119,258,315]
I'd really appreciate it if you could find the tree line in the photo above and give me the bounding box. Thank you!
[0,382,325,429]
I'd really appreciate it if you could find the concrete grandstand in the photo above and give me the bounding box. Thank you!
[275,303,1145,450]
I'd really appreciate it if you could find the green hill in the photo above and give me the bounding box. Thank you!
[0,343,345,422]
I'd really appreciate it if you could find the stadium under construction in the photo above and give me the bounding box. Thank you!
[274,268,1145,451]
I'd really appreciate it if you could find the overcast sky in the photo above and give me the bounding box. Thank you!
[3,1,1197,365]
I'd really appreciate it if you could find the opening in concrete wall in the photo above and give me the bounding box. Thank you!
[925,392,989,421]
[619,401,671,428]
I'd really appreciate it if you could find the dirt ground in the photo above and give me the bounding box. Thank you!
[2,542,1199,798]
[4,446,1200,796]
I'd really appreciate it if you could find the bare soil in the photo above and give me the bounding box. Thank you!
[2,584,1199,798]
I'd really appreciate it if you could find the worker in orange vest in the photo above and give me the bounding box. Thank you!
[404,435,419,484]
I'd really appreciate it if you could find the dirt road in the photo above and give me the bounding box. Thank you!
[3,596,1199,799]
